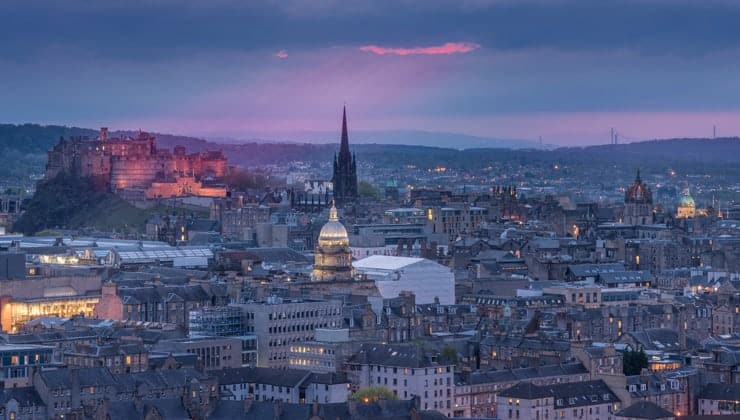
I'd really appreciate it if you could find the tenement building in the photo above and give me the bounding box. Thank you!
[496,380,621,420]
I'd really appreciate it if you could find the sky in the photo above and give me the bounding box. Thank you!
[2,0,740,146]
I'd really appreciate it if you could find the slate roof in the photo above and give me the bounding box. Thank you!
[209,400,445,420]
[615,400,674,419]
[499,380,620,408]
[143,398,190,419]
[0,387,44,407]
[107,400,140,420]
[599,270,653,284]
[39,367,117,389]
[465,362,588,385]
[699,382,740,401]
[627,328,681,352]
[212,367,313,388]
[568,263,625,277]
[346,343,451,368]
[480,335,571,352]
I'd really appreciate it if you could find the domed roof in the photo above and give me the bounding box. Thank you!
[678,189,695,207]
[318,203,348,243]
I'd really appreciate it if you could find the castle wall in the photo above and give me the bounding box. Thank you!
[45,129,227,195]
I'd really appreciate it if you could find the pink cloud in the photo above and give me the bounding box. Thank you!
[274,50,288,59]
[359,42,480,56]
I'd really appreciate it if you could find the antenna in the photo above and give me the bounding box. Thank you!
[539,136,543,148]
[713,125,716,139]
[610,128,615,145]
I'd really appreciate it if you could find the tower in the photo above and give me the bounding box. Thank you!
[624,170,653,225]
[332,106,358,207]
[312,202,353,282]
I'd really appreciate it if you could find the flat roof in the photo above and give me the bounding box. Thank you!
[353,255,425,271]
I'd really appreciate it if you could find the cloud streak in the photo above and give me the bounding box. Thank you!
[360,42,480,56]
[274,50,288,59]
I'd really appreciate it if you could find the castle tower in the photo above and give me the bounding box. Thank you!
[331,106,358,207]
[624,169,653,225]
[312,202,353,282]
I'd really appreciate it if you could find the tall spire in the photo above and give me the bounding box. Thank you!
[340,105,350,156]
[635,169,641,183]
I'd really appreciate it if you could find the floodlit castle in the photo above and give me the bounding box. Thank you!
[45,127,227,198]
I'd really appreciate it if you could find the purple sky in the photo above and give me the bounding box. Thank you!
[2,0,740,146]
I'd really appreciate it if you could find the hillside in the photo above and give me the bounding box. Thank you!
[11,172,190,235]
[1,123,739,178]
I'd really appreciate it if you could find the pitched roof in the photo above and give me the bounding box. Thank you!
[615,400,673,419]
[700,382,740,401]
[499,380,620,408]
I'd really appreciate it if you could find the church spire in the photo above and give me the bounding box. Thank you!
[340,105,350,157]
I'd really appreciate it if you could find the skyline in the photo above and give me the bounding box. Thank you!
[3,1,740,145]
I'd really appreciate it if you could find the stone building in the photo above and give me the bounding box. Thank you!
[312,203,353,282]
[45,128,226,194]
[235,297,344,368]
[331,107,358,207]
[624,170,653,226]
[496,380,620,420]
[345,343,455,417]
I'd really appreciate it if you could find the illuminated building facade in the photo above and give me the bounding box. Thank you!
[45,127,227,194]
[0,344,55,388]
[0,262,103,333]
[624,170,654,225]
[312,203,353,282]
[288,328,351,373]
[676,188,696,219]
[0,295,99,333]
[234,298,343,368]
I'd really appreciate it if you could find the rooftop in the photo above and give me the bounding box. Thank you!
[353,255,425,271]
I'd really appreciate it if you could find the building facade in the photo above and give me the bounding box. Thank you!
[312,203,353,282]
[624,171,653,225]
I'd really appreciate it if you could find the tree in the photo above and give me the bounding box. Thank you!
[441,345,459,364]
[622,348,648,376]
[351,386,398,403]
[358,180,380,201]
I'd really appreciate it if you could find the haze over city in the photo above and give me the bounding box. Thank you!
[3,0,740,145]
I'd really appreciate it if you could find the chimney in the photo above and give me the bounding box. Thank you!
[243,397,254,414]
[100,127,108,142]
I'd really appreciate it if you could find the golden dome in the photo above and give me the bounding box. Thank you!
[318,203,349,244]
[678,189,695,208]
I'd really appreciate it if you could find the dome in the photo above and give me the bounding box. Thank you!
[678,191,695,208]
[318,203,349,244]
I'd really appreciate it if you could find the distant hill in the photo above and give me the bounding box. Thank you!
[211,129,545,150]
[1,123,739,176]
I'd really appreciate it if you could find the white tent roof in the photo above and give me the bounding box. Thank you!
[353,255,424,271]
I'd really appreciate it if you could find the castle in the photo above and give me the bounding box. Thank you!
[45,127,227,198]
